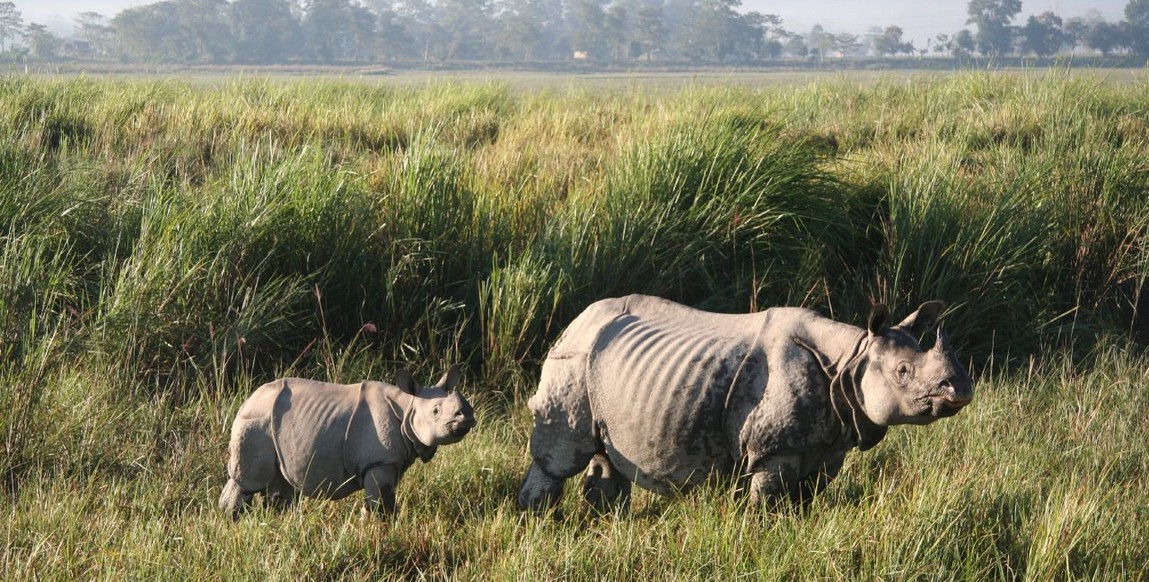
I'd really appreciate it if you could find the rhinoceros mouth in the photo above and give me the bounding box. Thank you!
[908,393,971,419]
[448,418,476,437]
[929,396,971,417]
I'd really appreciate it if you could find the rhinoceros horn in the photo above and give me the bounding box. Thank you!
[934,325,951,353]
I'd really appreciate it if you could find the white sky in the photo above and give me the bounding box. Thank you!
[16,0,1132,46]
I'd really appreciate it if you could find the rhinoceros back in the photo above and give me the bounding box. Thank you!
[585,295,769,494]
[271,380,362,498]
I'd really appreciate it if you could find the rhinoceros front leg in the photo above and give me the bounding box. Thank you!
[219,478,254,519]
[362,464,401,516]
[582,453,631,513]
[792,452,845,504]
[747,455,805,507]
[518,461,567,513]
[265,470,298,511]
[748,452,845,507]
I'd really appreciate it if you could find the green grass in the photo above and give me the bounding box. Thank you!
[3,70,1149,578]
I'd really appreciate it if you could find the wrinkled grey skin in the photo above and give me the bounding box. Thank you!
[518,295,973,512]
[220,365,475,518]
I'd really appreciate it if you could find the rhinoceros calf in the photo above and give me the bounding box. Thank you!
[220,366,475,517]
[518,295,973,511]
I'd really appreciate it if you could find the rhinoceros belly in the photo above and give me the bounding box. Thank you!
[587,311,759,494]
[272,383,361,499]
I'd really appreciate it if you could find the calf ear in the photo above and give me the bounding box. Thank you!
[395,369,418,395]
[895,301,945,336]
[436,364,462,392]
[867,303,890,336]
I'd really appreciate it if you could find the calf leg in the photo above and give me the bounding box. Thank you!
[582,453,631,513]
[362,465,400,516]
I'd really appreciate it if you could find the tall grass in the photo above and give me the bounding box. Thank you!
[2,71,1148,577]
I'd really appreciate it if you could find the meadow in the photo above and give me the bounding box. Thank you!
[2,69,1148,579]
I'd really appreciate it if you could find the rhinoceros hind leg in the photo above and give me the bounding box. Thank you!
[582,453,631,513]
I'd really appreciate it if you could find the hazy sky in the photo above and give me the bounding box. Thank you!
[17,0,1132,45]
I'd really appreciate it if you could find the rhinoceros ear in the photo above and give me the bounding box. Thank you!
[435,364,462,392]
[895,301,945,337]
[867,303,890,336]
[395,369,419,395]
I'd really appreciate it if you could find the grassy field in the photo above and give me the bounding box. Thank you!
[2,69,1149,579]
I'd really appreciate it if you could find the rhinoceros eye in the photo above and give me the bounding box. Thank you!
[432,404,441,417]
[896,362,913,383]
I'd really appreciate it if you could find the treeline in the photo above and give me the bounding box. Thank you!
[25,0,789,64]
[6,0,1149,66]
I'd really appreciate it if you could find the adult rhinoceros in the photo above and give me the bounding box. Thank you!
[518,295,973,512]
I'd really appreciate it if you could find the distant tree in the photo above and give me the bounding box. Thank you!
[632,2,667,60]
[832,32,861,57]
[113,2,185,62]
[953,28,976,57]
[375,7,414,60]
[1127,0,1149,55]
[761,37,783,59]
[729,9,772,61]
[25,23,61,59]
[388,0,439,61]
[872,25,914,56]
[347,2,378,60]
[436,0,494,60]
[569,0,607,58]
[604,4,630,60]
[784,34,808,59]
[760,13,788,39]
[175,0,234,63]
[303,0,354,62]
[933,32,951,54]
[806,24,832,60]
[0,1,23,53]
[231,0,301,63]
[666,0,751,62]
[967,0,1021,56]
[1084,19,1125,55]
[700,0,750,61]
[1063,16,1089,51]
[75,12,113,58]
[495,0,564,61]
[1020,11,1063,57]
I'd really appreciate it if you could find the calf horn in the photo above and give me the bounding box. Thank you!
[934,325,952,353]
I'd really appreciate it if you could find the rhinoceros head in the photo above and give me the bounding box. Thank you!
[396,365,477,446]
[857,301,974,427]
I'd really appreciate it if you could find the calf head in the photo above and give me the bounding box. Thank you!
[857,301,974,426]
[396,365,477,446]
